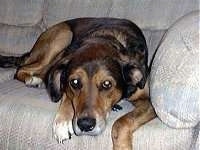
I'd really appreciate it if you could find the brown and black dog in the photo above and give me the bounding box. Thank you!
[0,18,156,150]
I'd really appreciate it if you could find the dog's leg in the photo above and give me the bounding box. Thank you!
[53,93,74,143]
[112,98,156,150]
[16,63,45,88]
[15,22,73,87]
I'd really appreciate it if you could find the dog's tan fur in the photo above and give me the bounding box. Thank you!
[16,23,72,82]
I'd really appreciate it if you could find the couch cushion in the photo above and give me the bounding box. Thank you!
[0,0,44,26]
[44,0,198,29]
[150,11,199,128]
[44,0,112,27]
[0,80,193,150]
[0,24,42,55]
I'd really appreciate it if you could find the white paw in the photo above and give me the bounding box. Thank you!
[25,76,44,88]
[53,120,74,143]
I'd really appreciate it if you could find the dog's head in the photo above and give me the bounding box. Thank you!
[46,39,147,136]
[47,42,125,135]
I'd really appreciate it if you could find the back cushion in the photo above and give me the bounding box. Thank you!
[0,25,42,55]
[0,0,198,55]
[0,0,44,26]
[44,0,198,29]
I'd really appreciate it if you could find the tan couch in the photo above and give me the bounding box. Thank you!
[0,0,199,150]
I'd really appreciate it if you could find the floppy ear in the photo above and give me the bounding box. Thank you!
[122,64,147,97]
[45,62,70,103]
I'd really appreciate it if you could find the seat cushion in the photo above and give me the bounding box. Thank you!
[0,68,16,83]
[0,80,193,150]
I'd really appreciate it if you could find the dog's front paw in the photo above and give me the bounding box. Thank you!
[25,76,45,88]
[53,120,74,143]
[112,119,132,150]
[112,104,123,112]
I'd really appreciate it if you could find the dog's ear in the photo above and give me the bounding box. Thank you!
[122,64,147,97]
[45,61,70,103]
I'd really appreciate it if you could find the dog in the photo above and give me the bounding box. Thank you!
[0,18,156,150]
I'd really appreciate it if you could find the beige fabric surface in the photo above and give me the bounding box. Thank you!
[0,24,42,55]
[0,0,44,26]
[0,0,197,56]
[150,11,200,128]
[142,30,165,65]
[0,0,197,29]
[0,68,15,83]
[0,80,193,150]
[44,0,198,29]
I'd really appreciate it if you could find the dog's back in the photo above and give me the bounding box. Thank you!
[66,18,148,64]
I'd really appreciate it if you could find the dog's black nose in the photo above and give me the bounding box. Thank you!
[77,117,96,132]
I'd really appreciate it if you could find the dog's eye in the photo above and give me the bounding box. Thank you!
[70,79,82,89]
[102,80,112,90]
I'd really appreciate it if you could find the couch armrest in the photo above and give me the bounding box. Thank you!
[0,68,16,83]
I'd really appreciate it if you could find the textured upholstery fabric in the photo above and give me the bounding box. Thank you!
[44,0,198,29]
[0,80,193,150]
[0,68,15,83]
[142,29,165,65]
[0,0,44,26]
[0,0,199,149]
[150,11,200,128]
[0,0,196,56]
[0,24,42,55]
